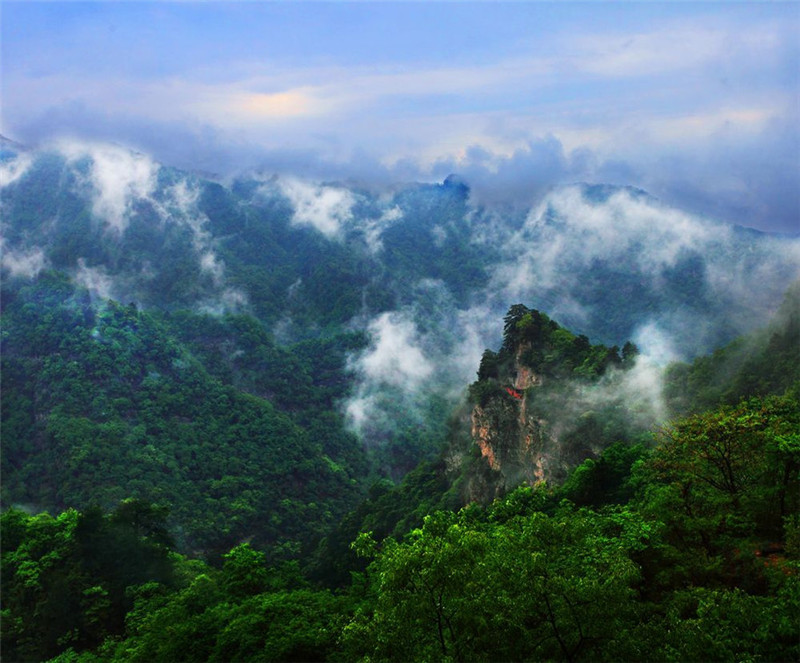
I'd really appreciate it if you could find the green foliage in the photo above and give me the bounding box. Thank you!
[1,503,174,662]
[3,150,800,663]
[467,377,506,407]
[476,348,499,381]
[0,277,366,554]
[637,394,800,554]
[664,281,800,415]
[309,458,460,588]
[559,441,648,507]
[500,303,622,378]
[5,389,799,663]
[342,506,646,661]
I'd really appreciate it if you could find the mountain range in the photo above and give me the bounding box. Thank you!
[2,139,799,662]
[2,139,799,552]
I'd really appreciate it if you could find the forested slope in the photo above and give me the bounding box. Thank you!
[4,293,798,662]
[4,392,797,662]
[2,142,800,661]
[1,273,367,554]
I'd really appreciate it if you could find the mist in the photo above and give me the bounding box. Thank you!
[2,140,798,455]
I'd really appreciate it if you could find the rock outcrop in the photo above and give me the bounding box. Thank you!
[452,304,638,505]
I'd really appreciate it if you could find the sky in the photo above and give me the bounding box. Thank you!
[2,1,799,233]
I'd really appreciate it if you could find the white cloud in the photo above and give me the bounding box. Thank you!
[573,25,727,78]
[354,312,433,388]
[58,141,159,233]
[345,310,437,438]
[0,152,33,188]
[75,258,114,301]
[0,240,47,278]
[363,205,402,253]
[632,322,682,366]
[496,186,725,307]
[279,178,356,238]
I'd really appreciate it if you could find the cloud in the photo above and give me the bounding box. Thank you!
[233,89,319,120]
[345,311,434,437]
[16,141,247,313]
[343,284,505,444]
[279,177,357,238]
[486,184,800,356]
[573,24,727,78]
[0,240,47,278]
[632,322,682,367]
[155,176,247,307]
[58,141,159,233]
[0,151,34,188]
[362,205,402,253]
[75,258,114,302]
[6,12,796,234]
[350,312,433,389]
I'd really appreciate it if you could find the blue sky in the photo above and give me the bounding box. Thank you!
[2,1,798,232]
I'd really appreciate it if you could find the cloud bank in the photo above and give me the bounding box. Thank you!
[3,3,797,232]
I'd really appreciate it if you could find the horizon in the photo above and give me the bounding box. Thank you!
[2,1,798,233]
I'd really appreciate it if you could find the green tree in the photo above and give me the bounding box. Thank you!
[344,504,648,661]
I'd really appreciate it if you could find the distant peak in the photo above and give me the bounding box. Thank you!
[573,182,652,203]
[442,173,470,195]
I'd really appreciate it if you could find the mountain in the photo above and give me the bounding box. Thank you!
[2,140,799,555]
[456,305,646,502]
[3,142,797,351]
[2,142,799,660]
[310,287,800,585]
[0,274,368,554]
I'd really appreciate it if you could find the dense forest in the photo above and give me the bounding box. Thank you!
[3,287,799,662]
[2,143,800,661]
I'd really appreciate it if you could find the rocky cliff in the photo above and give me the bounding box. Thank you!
[462,343,550,502]
[453,304,643,504]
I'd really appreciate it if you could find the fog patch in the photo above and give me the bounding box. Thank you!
[0,152,34,188]
[198,287,248,315]
[279,177,356,239]
[59,141,158,233]
[488,184,800,354]
[75,259,115,302]
[346,311,433,438]
[363,205,402,253]
[0,240,47,278]
[351,312,433,390]
[632,322,682,366]
[511,186,722,289]
[157,177,245,309]
[344,290,505,445]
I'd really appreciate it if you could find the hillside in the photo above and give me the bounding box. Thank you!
[2,140,799,550]
[2,298,798,662]
[311,287,800,585]
[0,274,368,554]
[2,142,799,660]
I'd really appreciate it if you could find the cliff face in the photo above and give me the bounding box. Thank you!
[454,305,639,505]
[462,346,549,502]
[467,400,545,501]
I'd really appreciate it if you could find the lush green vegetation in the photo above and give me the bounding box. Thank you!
[4,289,797,661]
[3,394,798,662]
[1,273,369,555]
[3,147,799,661]
[664,280,800,415]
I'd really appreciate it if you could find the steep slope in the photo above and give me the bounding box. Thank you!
[0,273,367,554]
[455,305,647,502]
[664,279,800,414]
[2,140,799,555]
[316,286,800,574]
